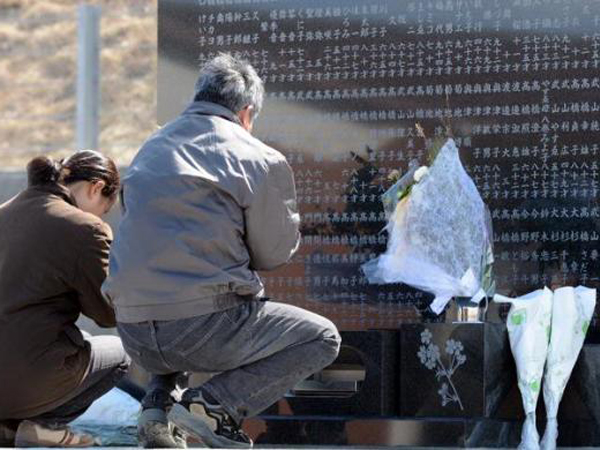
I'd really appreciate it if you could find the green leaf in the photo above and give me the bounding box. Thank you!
[510,309,526,326]
[397,184,413,202]
[583,320,590,335]
[479,242,496,298]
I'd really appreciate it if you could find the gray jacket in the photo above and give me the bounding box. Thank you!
[102,101,300,323]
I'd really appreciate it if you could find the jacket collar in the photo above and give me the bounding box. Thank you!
[30,183,78,207]
[182,101,242,126]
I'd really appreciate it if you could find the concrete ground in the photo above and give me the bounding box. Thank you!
[10,445,598,450]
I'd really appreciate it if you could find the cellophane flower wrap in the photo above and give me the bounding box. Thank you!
[362,138,494,314]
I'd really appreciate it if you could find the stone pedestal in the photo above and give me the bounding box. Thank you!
[245,324,600,447]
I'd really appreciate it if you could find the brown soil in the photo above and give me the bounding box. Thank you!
[0,0,157,170]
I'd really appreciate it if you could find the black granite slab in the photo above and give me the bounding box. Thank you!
[262,329,398,417]
[245,416,469,447]
[252,324,600,446]
[245,416,600,447]
[158,0,600,333]
[399,322,525,419]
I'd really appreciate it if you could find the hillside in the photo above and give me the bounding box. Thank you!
[0,0,157,170]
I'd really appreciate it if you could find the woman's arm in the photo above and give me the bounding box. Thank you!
[73,221,117,327]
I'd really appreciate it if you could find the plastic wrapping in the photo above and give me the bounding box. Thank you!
[494,286,596,450]
[541,286,596,450]
[362,138,493,314]
[71,387,139,446]
[497,288,554,416]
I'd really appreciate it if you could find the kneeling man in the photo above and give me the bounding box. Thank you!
[102,53,341,448]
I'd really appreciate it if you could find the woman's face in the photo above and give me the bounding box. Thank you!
[69,180,116,217]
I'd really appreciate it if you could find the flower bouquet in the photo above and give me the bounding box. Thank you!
[494,287,596,450]
[362,136,495,315]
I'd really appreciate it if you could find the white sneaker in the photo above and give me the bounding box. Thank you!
[138,408,187,448]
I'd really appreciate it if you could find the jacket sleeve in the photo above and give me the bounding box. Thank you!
[245,158,301,271]
[73,221,117,327]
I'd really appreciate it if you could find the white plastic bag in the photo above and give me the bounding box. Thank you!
[495,288,553,450]
[541,286,596,450]
[362,138,492,313]
[71,387,140,446]
[497,288,554,414]
[494,286,596,450]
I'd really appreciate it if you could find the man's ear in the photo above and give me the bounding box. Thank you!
[237,105,254,132]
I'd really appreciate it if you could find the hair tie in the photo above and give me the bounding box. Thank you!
[56,158,71,182]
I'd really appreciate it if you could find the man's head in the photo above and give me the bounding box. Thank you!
[193,53,264,133]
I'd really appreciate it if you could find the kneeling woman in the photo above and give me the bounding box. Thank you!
[0,151,130,447]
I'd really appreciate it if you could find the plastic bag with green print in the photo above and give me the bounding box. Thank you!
[540,286,596,450]
[494,287,553,450]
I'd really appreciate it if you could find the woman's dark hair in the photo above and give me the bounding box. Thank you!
[27,150,120,199]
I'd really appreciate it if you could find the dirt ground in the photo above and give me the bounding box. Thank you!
[0,0,157,170]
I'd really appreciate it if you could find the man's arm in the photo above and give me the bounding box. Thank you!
[73,221,117,327]
[245,159,301,271]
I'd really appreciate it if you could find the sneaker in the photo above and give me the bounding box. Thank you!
[142,387,176,410]
[138,408,187,448]
[168,391,252,448]
[14,420,96,447]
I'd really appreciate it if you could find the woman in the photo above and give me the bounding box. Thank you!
[0,151,130,447]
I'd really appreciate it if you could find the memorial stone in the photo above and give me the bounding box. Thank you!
[158,0,600,334]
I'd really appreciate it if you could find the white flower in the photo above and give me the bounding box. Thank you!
[438,382,449,396]
[421,329,433,344]
[429,345,440,361]
[425,344,440,369]
[445,339,464,355]
[417,345,428,364]
[414,166,429,183]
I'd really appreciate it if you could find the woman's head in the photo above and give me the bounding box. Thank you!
[27,150,120,217]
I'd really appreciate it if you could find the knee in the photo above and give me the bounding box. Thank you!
[113,355,132,388]
[120,352,132,371]
[319,320,341,365]
[110,336,132,373]
[119,346,133,372]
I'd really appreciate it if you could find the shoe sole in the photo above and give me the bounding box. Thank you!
[168,404,252,449]
[14,439,91,448]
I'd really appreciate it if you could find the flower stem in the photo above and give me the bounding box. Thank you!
[436,354,464,410]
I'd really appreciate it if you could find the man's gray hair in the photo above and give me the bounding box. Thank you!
[194,53,264,120]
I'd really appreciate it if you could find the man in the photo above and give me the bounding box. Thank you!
[102,53,341,448]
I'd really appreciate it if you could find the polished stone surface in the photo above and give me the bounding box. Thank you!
[262,330,398,417]
[250,323,600,446]
[158,0,600,332]
[245,416,600,447]
[400,323,488,418]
